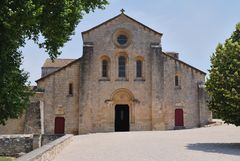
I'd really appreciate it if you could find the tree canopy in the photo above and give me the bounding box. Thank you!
[206,23,240,126]
[0,0,108,125]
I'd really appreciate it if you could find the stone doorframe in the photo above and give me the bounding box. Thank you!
[105,88,140,126]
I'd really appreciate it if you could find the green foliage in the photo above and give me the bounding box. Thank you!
[0,0,108,125]
[0,49,33,125]
[206,23,240,126]
[0,157,15,161]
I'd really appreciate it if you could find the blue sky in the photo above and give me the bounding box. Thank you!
[21,0,240,85]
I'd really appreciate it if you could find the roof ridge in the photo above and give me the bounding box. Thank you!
[43,58,77,68]
[82,13,121,34]
[37,58,81,82]
[45,58,76,60]
[82,13,162,36]
[162,52,206,75]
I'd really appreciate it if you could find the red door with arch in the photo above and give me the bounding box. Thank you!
[175,109,184,126]
[54,117,65,134]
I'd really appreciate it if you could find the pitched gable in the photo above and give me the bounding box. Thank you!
[36,58,80,82]
[43,58,76,68]
[82,13,162,37]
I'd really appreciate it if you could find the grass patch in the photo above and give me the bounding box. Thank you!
[0,157,15,161]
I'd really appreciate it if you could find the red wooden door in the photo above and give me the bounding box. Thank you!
[175,109,184,126]
[54,117,65,134]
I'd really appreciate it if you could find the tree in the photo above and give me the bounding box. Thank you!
[206,23,240,126]
[0,0,108,125]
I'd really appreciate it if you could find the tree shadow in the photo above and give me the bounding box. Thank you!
[186,143,240,156]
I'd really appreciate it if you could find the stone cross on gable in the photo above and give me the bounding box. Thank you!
[121,9,125,13]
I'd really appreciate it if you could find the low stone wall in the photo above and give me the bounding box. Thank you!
[15,134,73,161]
[0,135,33,157]
[0,134,66,157]
[41,134,64,146]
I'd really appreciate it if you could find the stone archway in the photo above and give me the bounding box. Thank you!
[110,89,136,131]
[111,88,134,104]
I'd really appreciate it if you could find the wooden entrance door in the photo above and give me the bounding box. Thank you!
[54,117,65,134]
[175,109,184,126]
[115,105,129,132]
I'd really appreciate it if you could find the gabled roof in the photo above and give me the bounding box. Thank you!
[162,52,206,75]
[36,58,80,82]
[36,53,205,83]
[82,12,162,36]
[42,58,76,68]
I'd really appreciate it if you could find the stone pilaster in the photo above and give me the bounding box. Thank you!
[79,42,94,134]
[150,43,165,130]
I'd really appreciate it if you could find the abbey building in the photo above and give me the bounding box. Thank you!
[0,12,212,135]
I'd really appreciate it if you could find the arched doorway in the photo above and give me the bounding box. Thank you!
[175,109,184,127]
[111,88,135,132]
[115,105,129,131]
[54,117,65,134]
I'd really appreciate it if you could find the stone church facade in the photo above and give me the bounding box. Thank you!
[0,12,212,135]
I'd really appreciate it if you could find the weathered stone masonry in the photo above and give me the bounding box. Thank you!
[37,12,211,134]
[0,12,212,135]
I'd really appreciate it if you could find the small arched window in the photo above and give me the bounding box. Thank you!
[175,75,179,86]
[69,83,73,95]
[118,56,126,78]
[136,60,143,78]
[102,60,108,77]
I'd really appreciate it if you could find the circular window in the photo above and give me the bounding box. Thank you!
[113,29,132,48]
[117,35,128,45]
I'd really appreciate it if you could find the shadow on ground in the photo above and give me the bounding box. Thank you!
[186,143,240,156]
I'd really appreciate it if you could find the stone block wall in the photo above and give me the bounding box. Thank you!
[34,13,212,134]
[0,135,33,157]
[80,14,161,133]
[0,117,25,134]
[15,134,73,161]
[42,67,60,77]
[159,53,210,129]
[37,60,80,134]
[0,134,65,157]
[24,102,41,134]
[0,100,42,135]
[41,134,64,146]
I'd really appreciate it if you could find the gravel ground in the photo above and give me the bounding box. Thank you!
[53,125,240,161]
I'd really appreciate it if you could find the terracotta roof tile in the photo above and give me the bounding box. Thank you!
[42,58,76,68]
[36,58,80,82]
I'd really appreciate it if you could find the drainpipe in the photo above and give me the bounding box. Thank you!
[197,81,205,127]
[40,101,44,134]
[39,100,44,147]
